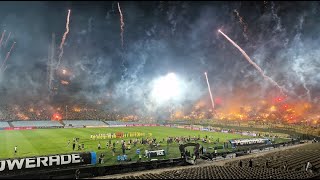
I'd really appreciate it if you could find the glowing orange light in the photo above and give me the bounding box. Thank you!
[52,113,62,121]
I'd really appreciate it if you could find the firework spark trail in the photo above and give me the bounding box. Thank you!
[0,42,16,71]
[204,72,215,112]
[57,9,71,68]
[0,30,6,48]
[233,9,248,40]
[2,65,7,73]
[303,83,311,101]
[218,29,287,95]
[299,75,311,101]
[117,2,124,48]
[4,32,11,48]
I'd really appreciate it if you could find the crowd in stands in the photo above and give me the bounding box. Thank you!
[0,105,141,121]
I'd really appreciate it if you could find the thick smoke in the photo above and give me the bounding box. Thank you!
[0,2,319,119]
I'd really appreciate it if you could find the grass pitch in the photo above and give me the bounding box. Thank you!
[0,126,281,166]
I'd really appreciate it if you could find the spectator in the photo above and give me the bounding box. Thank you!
[249,159,253,168]
[283,161,288,170]
[306,161,312,172]
[239,160,243,167]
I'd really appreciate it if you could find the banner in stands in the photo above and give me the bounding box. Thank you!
[229,138,270,148]
[4,127,35,130]
[86,126,109,128]
[126,124,160,127]
[108,125,126,127]
[0,152,97,174]
[90,132,152,139]
[37,126,64,129]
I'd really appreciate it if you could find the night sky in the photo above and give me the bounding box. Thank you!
[0,1,319,118]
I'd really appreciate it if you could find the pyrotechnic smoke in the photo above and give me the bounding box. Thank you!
[0,30,6,48]
[0,42,16,72]
[117,2,125,49]
[270,2,283,33]
[57,9,71,68]
[233,9,248,40]
[4,32,11,48]
[218,29,288,95]
[204,72,215,111]
[289,14,312,102]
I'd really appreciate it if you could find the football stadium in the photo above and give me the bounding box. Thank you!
[0,1,320,179]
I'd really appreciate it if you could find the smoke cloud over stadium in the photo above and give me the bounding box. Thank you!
[0,1,319,121]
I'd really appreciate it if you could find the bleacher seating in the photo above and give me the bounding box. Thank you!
[0,121,10,128]
[113,165,318,179]
[110,143,320,179]
[63,120,107,127]
[105,121,127,125]
[11,120,63,127]
[225,143,320,172]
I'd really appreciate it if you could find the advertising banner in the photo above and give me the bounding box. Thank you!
[4,127,35,130]
[0,152,97,174]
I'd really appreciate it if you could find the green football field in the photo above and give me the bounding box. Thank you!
[0,126,282,166]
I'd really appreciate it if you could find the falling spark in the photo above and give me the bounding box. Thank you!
[233,9,248,40]
[204,72,215,111]
[117,2,125,48]
[218,29,287,95]
[0,30,6,48]
[0,42,16,71]
[4,32,11,48]
[57,9,71,68]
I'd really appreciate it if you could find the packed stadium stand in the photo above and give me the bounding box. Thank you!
[0,121,10,128]
[10,120,63,127]
[63,120,107,127]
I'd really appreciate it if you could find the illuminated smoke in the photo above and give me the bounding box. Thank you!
[218,29,288,95]
[233,9,248,40]
[57,9,71,68]
[0,42,16,72]
[117,2,125,49]
[270,2,283,33]
[204,72,215,111]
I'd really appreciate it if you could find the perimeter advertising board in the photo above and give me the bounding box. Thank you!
[0,152,97,174]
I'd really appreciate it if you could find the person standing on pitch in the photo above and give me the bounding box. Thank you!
[14,145,17,155]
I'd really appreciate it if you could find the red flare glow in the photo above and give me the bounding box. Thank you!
[52,113,62,121]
